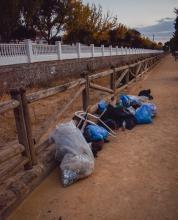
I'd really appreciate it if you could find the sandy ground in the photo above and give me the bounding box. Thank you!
[8,55,178,220]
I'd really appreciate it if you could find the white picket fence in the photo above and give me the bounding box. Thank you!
[0,40,163,66]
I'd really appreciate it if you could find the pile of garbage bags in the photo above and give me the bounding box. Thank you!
[100,89,157,128]
[119,94,157,124]
[51,89,157,187]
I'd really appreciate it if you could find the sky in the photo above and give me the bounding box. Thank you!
[83,0,177,43]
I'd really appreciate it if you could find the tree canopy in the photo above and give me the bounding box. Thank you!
[165,8,178,52]
[172,8,178,51]
[0,0,162,49]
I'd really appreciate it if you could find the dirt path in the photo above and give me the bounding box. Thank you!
[8,55,178,220]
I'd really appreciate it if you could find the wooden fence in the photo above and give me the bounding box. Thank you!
[0,54,163,176]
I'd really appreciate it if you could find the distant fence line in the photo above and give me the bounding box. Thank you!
[0,40,163,66]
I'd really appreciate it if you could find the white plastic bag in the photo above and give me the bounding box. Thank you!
[127,106,136,115]
[50,121,95,186]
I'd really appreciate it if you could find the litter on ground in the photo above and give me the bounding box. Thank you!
[51,89,157,186]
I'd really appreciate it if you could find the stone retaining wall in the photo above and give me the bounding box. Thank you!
[0,54,154,93]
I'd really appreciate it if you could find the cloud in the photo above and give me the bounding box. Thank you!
[136,17,175,43]
[157,17,174,22]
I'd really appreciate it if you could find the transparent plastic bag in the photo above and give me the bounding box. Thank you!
[127,106,136,115]
[50,121,95,187]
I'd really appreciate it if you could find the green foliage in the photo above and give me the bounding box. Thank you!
[33,0,70,43]
[64,2,117,45]
[166,8,178,52]
[63,1,93,44]
[64,2,161,49]
[0,0,21,42]
[172,8,178,51]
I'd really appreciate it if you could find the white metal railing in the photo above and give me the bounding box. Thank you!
[112,48,117,55]
[94,46,102,53]
[0,44,26,56]
[32,44,57,55]
[80,45,91,53]
[0,40,163,66]
[61,44,77,54]
[104,47,111,54]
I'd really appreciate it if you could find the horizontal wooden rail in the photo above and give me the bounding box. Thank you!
[0,141,25,164]
[90,82,114,94]
[0,155,29,183]
[88,55,159,82]
[114,55,158,72]
[27,78,85,103]
[89,69,113,80]
[0,99,19,114]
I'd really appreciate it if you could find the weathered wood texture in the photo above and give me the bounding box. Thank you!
[10,89,33,169]
[90,82,114,94]
[0,100,19,114]
[81,72,90,111]
[27,79,85,103]
[20,88,37,165]
[0,154,29,183]
[115,69,129,88]
[0,141,24,164]
[110,68,116,92]
[89,69,113,80]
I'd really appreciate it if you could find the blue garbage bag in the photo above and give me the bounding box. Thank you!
[120,95,131,107]
[85,124,109,141]
[142,103,157,117]
[120,95,142,107]
[135,105,152,124]
[98,100,108,113]
[128,95,142,106]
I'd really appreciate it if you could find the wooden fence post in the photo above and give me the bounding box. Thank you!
[20,88,37,165]
[135,62,141,81]
[10,88,37,169]
[81,72,90,111]
[126,68,130,84]
[110,67,116,93]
